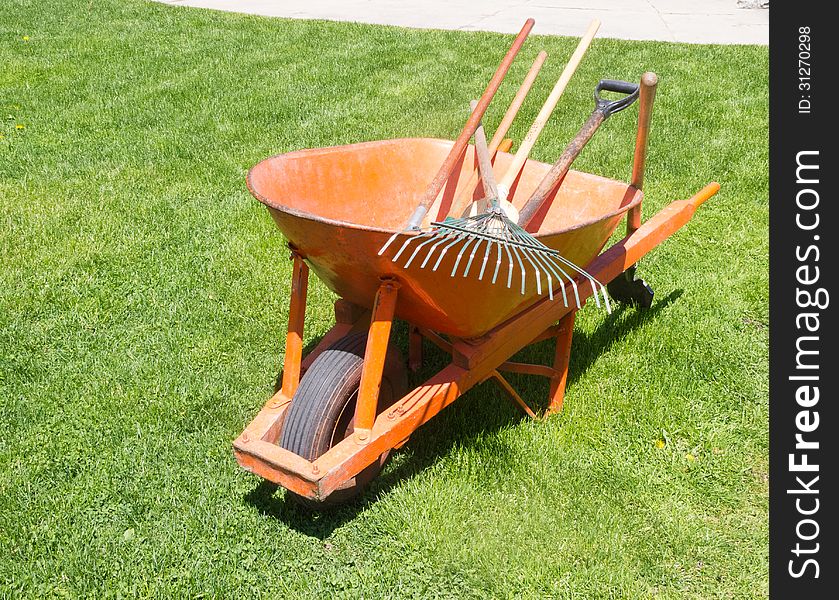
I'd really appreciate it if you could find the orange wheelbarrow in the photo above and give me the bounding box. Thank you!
[234,77,719,508]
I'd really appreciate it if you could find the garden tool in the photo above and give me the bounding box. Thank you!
[437,49,548,221]
[386,79,639,307]
[379,17,534,259]
[460,19,601,221]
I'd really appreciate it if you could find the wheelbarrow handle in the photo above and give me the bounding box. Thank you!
[517,79,640,229]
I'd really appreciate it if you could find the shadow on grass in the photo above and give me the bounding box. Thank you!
[543,289,682,386]
[245,289,683,538]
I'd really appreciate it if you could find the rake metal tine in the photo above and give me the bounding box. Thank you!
[588,277,602,308]
[477,238,494,281]
[519,247,543,296]
[563,261,601,309]
[509,244,527,295]
[545,250,603,308]
[509,228,553,299]
[537,247,609,312]
[431,232,468,272]
[391,236,416,263]
[419,233,456,269]
[403,232,443,268]
[451,236,479,277]
[504,223,596,308]
[516,230,586,308]
[379,231,402,256]
[586,276,612,313]
[544,254,579,308]
[463,238,485,278]
[531,251,568,305]
[600,281,612,312]
[585,276,612,312]
[524,247,556,301]
[570,276,582,308]
[560,261,601,309]
[546,256,570,306]
[392,231,428,263]
[490,241,503,284]
[502,240,515,288]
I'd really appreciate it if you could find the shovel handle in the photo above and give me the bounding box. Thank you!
[627,72,659,232]
[405,18,535,230]
[594,79,640,115]
[517,79,639,229]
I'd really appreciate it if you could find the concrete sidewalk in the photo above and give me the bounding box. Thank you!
[156,0,768,45]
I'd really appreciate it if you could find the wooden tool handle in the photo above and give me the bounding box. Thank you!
[631,72,658,190]
[440,51,547,220]
[518,78,639,229]
[488,50,547,158]
[470,100,500,202]
[517,110,605,228]
[496,19,600,195]
[405,18,535,229]
[626,72,658,233]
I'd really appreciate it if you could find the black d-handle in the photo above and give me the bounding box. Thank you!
[595,79,640,117]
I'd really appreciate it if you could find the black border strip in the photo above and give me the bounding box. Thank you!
[769,5,836,596]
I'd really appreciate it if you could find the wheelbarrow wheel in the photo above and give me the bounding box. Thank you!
[279,332,408,509]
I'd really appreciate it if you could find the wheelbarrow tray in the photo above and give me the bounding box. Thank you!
[247,138,642,339]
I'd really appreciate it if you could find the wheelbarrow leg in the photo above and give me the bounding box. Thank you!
[606,265,654,308]
[547,311,575,415]
[354,278,400,444]
[490,371,538,419]
[280,251,309,399]
[408,325,423,372]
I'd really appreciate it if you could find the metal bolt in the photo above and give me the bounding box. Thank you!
[355,431,369,444]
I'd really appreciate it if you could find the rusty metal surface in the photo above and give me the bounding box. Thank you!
[247,138,642,338]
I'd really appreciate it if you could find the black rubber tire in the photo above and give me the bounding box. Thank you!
[279,332,408,509]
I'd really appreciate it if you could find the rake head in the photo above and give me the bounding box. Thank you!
[379,209,611,312]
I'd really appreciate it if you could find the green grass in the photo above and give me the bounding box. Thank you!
[1,1,767,597]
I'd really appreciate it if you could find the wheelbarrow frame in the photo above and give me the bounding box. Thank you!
[233,75,721,502]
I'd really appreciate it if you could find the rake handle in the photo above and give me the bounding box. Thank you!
[517,110,605,228]
[518,79,639,229]
[469,100,500,204]
[487,50,548,162]
[405,18,535,230]
[443,50,548,220]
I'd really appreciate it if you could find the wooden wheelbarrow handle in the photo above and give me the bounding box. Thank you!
[592,182,720,287]
[404,18,535,230]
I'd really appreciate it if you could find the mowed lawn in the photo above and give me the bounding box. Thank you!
[1,1,767,597]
